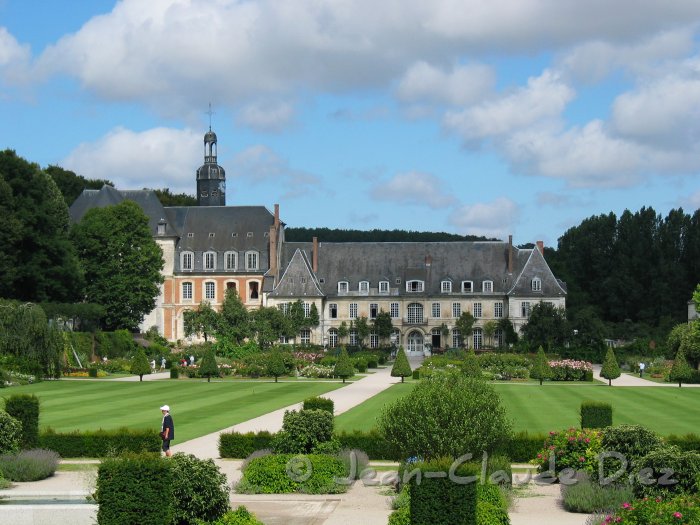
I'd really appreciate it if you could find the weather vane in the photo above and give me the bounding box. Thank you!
[205,103,214,130]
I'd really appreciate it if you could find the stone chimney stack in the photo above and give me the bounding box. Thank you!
[425,255,432,267]
[508,235,513,273]
[274,204,280,228]
[269,225,278,278]
[312,236,319,273]
[536,240,544,255]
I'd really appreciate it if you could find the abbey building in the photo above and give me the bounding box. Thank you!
[70,129,566,355]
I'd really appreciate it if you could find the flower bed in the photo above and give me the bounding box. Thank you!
[532,427,602,476]
[594,494,700,524]
[549,359,593,381]
[298,364,335,378]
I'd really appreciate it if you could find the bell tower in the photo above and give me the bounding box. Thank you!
[196,127,226,206]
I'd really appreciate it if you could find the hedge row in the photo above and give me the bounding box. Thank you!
[580,401,613,429]
[39,428,161,457]
[219,429,548,462]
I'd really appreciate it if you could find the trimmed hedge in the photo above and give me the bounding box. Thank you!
[39,427,161,457]
[496,431,547,463]
[580,400,612,429]
[237,453,348,494]
[219,431,275,459]
[5,394,40,449]
[667,433,700,452]
[303,396,334,414]
[95,453,174,525]
[407,457,478,525]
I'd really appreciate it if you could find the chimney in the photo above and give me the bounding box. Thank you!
[508,235,513,273]
[425,255,432,267]
[312,236,318,273]
[536,240,544,255]
[274,204,280,228]
[269,225,278,278]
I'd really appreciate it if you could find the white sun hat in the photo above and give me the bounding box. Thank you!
[160,405,170,411]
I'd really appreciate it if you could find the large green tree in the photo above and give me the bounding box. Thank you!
[373,310,393,346]
[679,320,700,370]
[252,307,291,349]
[0,150,84,302]
[184,302,218,342]
[216,288,251,344]
[71,200,164,330]
[522,302,570,351]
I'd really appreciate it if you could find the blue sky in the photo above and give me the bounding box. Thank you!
[2,1,700,246]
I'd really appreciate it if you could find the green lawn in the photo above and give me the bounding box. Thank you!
[2,380,344,442]
[335,382,700,436]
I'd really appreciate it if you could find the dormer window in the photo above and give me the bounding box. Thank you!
[531,277,542,292]
[157,220,166,235]
[187,233,194,238]
[379,281,389,294]
[441,280,452,293]
[406,280,424,292]
[482,280,493,293]
[245,251,259,270]
[247,232,253,238]
[204,251,216,270]
[181,251,194,271]
[338,281,349,293]
[224,251,237,270]
[359,281,369,294]
[208,233,215,238]
[462,281,473,293]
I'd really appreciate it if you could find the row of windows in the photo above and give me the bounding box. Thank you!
[180,251,259,271]
[336,278,543,294]
[327,301,505,320]
[278,302,312,317]
[323,327,503,349]
[181,281,260,301]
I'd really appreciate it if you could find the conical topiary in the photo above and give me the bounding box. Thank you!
[670,347,692,388]
[267,349,287,383]
[334,347,354,383]
[530,346,552,386]
[600,347,621,386]
[131,348,151,382]
[391,347,412,383]
[199,347,219,383]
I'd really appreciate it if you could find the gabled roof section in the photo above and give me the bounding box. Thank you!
[270,249,324,298]
[508,247,567,297]
[69,185,169,234]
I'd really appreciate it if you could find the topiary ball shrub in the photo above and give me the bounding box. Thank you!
[170,453,230,525]
[0,449,60,482]
[170,365,180,379]
[598,424,664,482]
[273,409,334,454]
[0,411,22,455]
[5,394,40,449]
[379,369,511,459]
[237,453,348,495]
[633,446,700,498]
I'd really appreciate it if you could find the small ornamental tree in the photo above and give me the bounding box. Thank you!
[131,347,151,381]
[530,346,553,386]
[600,347,621,386]
[670,347,692,388]
[334,347,354,383]
[461,349,482,379]
[200,347,219,383]
[391,346,412,383]
[267,350,287,383]
[338,321,349,345]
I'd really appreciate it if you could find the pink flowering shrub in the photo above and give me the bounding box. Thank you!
[532,427,602,476]
[596,494,700,524]
[549,359,593,381]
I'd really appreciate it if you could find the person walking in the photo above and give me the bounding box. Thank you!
[160,357,166,371]
[150,359,156,373]
[160,405,175,457]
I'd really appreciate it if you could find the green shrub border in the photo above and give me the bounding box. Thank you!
[39,427,161,457]
[580,400,613,429]
[5,394,40,449]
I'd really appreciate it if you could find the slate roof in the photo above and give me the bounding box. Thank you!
[69,185,169,235]
[269,249,324,298]
[276,241,566,298]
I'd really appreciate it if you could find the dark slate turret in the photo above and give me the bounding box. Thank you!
[196,129,226,206]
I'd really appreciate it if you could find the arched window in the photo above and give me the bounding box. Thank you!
[407,330,424,353]
[482,280,493,293]
[407,303,424,324]
[406,280,424,292]
[338,281,349,293]
[441,280,452,293]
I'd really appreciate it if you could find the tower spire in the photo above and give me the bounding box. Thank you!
[205,103,214,131]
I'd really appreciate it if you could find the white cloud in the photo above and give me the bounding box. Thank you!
[23,0,700,115]
[229,145,323,199]
[62,127,201,193]
[371,172,457,209]
[0,27,29,67]
[443,70,574,142]
[448,197,518,239]
[236,100,295,132]
[396,61,495,106]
